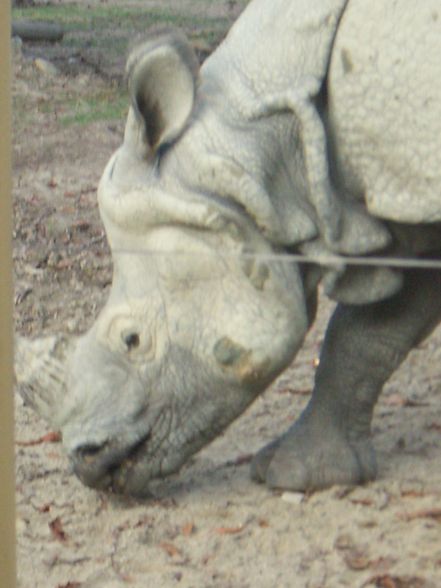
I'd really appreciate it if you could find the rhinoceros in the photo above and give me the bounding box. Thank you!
[17,0,441,497]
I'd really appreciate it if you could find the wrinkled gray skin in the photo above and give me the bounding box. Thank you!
[17,0,441,496]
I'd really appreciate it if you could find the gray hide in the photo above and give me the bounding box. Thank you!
[16,0,441,496]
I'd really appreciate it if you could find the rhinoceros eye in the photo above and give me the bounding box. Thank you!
[124,332,140,351]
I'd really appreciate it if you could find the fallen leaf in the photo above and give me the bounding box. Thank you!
[400,490,425,499]
[16,431,62,446]
[399,508,441,522]
[383,394,429,408]
[133,515,153,528]
[383,394,407,407]
[222,453,253,468]
[49,517,68,542]
[57,583,81,588]
[370,557,398,573]
[182,522,195,537]
[279,387,311,396]
[357,520,378,529]
[405,399,430,407]
[344,550,371,571]
[399,480,425,499]
[70,219,91,232]
[112,521,131,538]
[334,533,355,551]
[60,206,76,215]
[54,258,75,270]
[363,576,397,588]
[334,486,355,500]
[160,542,182,558]
[362,575,428,588]
[428,422,441,433]
[258,519,270,528]
[215,525,245,535]
[350,497,374,507]
[46,451,62,459]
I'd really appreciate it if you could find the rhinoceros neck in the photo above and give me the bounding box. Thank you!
[165,0,404,306]
[170,88,318,247]
[202,0,349,117]
[167,0,351,249]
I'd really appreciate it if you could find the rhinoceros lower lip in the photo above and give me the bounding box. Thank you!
[115,430,151,467]
[109,432,186,497]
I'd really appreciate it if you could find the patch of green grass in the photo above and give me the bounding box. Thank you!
[13,5,156,27]
[12,4,230,68]
[60,91,128,127]
[12,5,229,33]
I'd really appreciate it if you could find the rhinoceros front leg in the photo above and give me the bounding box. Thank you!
[252,267,441,491]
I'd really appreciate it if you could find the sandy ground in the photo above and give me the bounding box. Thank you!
[13,2,441,587]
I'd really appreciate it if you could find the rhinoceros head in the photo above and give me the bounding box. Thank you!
[18,31,309,496]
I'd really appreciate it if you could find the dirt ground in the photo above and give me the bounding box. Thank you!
[13,2,441,587]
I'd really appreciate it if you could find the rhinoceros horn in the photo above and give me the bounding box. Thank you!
[15,335,73,426]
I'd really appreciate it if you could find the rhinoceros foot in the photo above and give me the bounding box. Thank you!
[251,413,377,491]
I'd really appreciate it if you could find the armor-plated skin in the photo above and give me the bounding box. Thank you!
[16,0,441,496]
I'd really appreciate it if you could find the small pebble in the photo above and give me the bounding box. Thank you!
[11,36,23,58]
[16,516,27,534]
[281,491,304,505]
[34,58,58,77]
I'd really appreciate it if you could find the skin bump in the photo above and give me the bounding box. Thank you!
[213,337,248,366]
[340,48,354,74]
[241,259,270,290]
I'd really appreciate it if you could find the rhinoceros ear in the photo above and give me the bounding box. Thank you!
[126,30,199,156]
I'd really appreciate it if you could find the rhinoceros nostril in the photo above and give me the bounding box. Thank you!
[76,442,107,462]
[72,441,120,489]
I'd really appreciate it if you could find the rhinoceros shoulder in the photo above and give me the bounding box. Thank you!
[329,0,441,223]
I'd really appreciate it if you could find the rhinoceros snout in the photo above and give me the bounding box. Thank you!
[71,433,151,493]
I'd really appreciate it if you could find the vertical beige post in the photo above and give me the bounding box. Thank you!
[0,1,17,587]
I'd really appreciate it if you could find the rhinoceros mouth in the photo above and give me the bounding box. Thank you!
[72,429,153,493]
[73,406,177,496]
[107,432,155,495]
